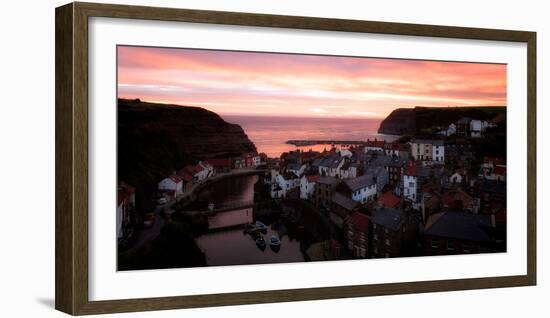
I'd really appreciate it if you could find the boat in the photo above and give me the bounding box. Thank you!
[255,235,266,248]
[270,235,281,247]
[255,221,268,232]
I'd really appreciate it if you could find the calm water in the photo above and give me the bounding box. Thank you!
[222,115,397,157]
[195,175,306,266]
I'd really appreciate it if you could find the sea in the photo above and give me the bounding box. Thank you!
[222,115,399,158]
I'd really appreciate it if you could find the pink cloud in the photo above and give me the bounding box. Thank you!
[117,46,506,118]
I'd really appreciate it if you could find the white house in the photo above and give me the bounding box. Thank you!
[271,172,300,198]
[158,175,183,198]
[470,120,489,138]
[287,163,307,178]
[449,171,463,184]
[318,155,345,178]
[364,139,386,153]
[410,139,445,162]
[196,161,213,180]
[339,161,359,179]
[344,175,377,204]
[446,123,457,136]
[337,149,353,158]
[403,165,417,202]
[300,174,319,200]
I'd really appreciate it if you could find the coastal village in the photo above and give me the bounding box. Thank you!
[117,113,506,265]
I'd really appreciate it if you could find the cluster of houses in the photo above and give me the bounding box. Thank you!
[266,130,507,259]
[437,115,504,138]
[156,152,266,200]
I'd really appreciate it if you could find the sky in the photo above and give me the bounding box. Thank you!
[117,46,506,119]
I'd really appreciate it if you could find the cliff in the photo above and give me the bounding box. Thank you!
[377,106,506,135]
[118,98,256,210]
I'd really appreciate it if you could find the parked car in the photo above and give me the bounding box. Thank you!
[142,213,156,228]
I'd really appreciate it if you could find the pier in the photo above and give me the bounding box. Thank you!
[286,139,367,147]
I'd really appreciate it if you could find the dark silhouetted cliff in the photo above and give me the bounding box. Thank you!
[378,106,506,135]
[118,99,256,211]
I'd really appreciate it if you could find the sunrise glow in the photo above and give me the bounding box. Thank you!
[117,46,507,118]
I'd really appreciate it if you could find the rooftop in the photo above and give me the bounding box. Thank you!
[370,208,405,231]
[344,175,376,191]
[424,211,493,242]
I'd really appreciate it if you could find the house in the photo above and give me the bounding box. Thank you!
[331,192,360,229]
[204,158,232,173]
[343,175,377,204]
[479,157,506,181]
[449,171,464,184]
[440,189,475,212]
[364,139,386,153]
[231,157,245,169]
[287,162,307,177]
[345,212,370,258]
[470,119,489,138]
[385,156,407,188]
[403,164,418,202]
[446,123,457,136]
[117,182,135,240]
[338,160,359,179]
[315,176,341,209]
[158,175,183,199]
[337,148,353,158]
[370,208,418,258]
[178,162,211,182]
[244,153,261,167]
[365,166,388,194]
[423,211,496,255]
[384,143,410,159]
[410,139,445,162]
[456,117,471,136]
[377,191,400,209]
[318,155,345,178]
[272,171,300,198]
[300,174,319,200]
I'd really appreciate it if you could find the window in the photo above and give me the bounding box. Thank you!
[373,224,377,230]
[373,234,378,241]
[385,239,390,246]
[409,182,414,187]
[384,228,389,234]
[430,239,440,249]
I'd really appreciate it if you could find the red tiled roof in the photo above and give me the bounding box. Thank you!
[378,191,400,209]
[493,165,506,175]
[405,164,417,176]
[168,175,182,183]
[349,212,369,232]
[483,157,504,166]
[306,174,320,182]
[441,189,473,209]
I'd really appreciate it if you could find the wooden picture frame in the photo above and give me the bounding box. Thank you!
[55,2,536,315]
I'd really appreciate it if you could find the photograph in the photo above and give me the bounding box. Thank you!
[115,45,507,271]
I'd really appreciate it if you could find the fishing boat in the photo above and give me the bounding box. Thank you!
[270,235,281,247]
[255,221,268,232]
[255,235,266,248]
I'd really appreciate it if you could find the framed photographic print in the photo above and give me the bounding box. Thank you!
[55,2,536,315]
